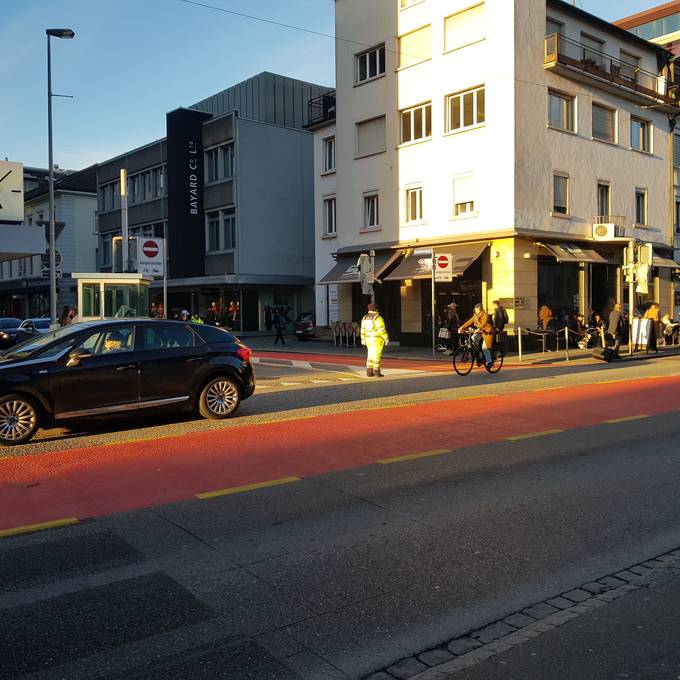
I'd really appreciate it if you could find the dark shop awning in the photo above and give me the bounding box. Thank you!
[384,242,487,281]
[541,243,608,264]
[319,251,401,285]
[652,254,680,269]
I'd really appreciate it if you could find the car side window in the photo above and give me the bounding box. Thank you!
[141,324,196,351]
[76,327,135,355]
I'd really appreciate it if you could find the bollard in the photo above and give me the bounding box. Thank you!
[517,327,523,363]
[564,326,569,362]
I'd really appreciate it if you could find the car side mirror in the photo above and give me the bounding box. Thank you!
[66,351,91,368]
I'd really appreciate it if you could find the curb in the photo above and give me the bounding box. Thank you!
[364,548,680,680]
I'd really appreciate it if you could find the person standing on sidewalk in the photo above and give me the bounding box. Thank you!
[273,308,286,346]
[608,302,624,358]
[444,303,459,355]
[360,303,389,377]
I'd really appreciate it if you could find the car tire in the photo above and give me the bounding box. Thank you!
[198,376,241,420]
[0,393,40,445]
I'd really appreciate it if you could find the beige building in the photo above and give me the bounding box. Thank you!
[315,0,680,345]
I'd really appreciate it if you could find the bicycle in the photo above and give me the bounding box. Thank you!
[452,330,504,376]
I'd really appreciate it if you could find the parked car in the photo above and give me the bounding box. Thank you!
[15,318,51,344]
[0,319,255,445]
[0,318,22,349]
[294,312,316,340]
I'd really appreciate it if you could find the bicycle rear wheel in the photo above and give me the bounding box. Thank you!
[453,346,474,376]
[485,348,504,374]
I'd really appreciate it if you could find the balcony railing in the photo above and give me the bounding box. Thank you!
[593,215,628,238]
[307,92,336,127]
[545,34,679,107]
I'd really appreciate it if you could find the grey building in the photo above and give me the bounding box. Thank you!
[95,71,331,330]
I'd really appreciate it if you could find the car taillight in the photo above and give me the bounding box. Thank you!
[236,345,252,363]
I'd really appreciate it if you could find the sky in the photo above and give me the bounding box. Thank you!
[0,0,664,170]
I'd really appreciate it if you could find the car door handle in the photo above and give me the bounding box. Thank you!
[116,364,138,372]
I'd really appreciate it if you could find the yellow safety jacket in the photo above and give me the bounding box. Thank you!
[361,312,389,344]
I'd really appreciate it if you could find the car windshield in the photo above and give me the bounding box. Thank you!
[0,324,83,361]
[35,319,51,329]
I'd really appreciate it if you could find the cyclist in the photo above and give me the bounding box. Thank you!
[459,303,494,370]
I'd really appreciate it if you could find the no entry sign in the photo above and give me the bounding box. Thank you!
[434,253,453,282]
[137,238,164,277]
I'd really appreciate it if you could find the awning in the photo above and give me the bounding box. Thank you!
[652,255,680,269]
[319,251,401,285]
[541,243,608,264]
[384,242,487,281]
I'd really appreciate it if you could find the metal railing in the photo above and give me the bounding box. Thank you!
[593,215,628,238]
[307,92,336,127]
[545,34,678,105]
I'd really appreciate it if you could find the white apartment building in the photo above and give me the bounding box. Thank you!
[316,0,680,345]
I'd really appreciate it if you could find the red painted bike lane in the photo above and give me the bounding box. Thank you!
[1,375,679,532]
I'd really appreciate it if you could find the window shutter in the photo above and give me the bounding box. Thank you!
[398,25,432,69]
[592,104,614,142]
[453,174,475,205]
[357,116,386,157]
[445,4,485,52]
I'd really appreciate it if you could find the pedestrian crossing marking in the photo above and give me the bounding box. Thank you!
[196,476,301,500]
[378,448,451,464]
[507,429,564,441]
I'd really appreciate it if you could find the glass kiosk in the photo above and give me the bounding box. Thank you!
[72,273,152,320]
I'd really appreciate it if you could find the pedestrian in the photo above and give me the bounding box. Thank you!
[492,299,509,333]
[444,303,459,355]
[273,308,286,345]
[59,305,72,327]
[607,302,624,358]
[360,302,389,377]
[459,302,494,369]
[149,302,160,318]
[190,311,204,324]
[179,309,190,322]
[644,302,660,351]
[539,304,553,330]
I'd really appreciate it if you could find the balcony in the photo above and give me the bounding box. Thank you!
[545,34,680,111]
[306,92,336,128]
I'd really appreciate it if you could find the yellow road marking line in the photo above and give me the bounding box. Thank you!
[280,382,303,386]
[196,476,301,500]
[603,414,648,424]
[457,395,488,400]
[0,517,79,539]
[310,380,332,383]
[379,448,451,464]
[507,429,564,441]
[594,380,624,385]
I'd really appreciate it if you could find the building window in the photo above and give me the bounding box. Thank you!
[400,102,432,144]
[356,116,386,158]
[206,207,237,252]
[548,91,574,132]
[444,4,485,52]
[546,17,563,36]
[635,188,647,225]
[220,143,234,178]
[446,86,485,132]
[675,198,680,234]
[592,103,616,143]
[356,44,386,83]
[553,174,569,215]
[597,182,610,217]
[619,50,640,81]
[581,33,605,67]
[323,196,336,235]
[398,25,432,69]
[205,148,219,183]
[631,117,650,152]
[453,173,475,216]
[100,233,113,267]
[323,136,336,172]
[364,192,379,228]
[405,186,424,223]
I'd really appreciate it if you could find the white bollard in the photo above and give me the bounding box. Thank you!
[518,327,523,363]
[564,326,570,361]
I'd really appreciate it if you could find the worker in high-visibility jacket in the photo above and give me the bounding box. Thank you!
[360,302,389,377]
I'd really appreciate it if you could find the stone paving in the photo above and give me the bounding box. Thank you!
[363,548,680,680]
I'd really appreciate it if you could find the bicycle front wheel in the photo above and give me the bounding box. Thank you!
[453,346,474,376]
[485,348,504,374]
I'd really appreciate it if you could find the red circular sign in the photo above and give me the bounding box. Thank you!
[436,255,450,269]
[142,240,159,258]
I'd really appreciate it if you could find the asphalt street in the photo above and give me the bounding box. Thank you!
[1,355,680,679]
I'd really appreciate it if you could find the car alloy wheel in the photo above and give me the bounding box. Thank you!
[200,377,240,419]
[0,395,39,445]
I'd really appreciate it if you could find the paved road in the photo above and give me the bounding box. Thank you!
[1,355,679,679]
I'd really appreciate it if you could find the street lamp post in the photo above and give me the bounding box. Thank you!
[46,28,75,327]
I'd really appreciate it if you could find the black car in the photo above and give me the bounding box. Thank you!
[0,319,255,445]
[0,318,22,349]
[15,318,51,344]
[294,312,316,340]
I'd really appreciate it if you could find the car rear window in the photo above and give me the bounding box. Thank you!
[0,319,21,328]
[193,324,235,344]
[35,319,51,329]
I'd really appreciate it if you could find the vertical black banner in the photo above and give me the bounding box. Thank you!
[166,108,212,279]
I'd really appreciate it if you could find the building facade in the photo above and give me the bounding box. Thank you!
[96,72,330,331]
[0,166,97,318]
[316,0,679,345]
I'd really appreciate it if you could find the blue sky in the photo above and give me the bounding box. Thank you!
[0,0,661,169]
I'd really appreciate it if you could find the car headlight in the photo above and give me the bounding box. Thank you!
[0,332,8,339]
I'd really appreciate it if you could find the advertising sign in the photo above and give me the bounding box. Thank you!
[137,238,165,277]
[0,161,24,224]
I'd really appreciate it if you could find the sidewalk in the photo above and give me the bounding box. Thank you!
[245,333,680,366]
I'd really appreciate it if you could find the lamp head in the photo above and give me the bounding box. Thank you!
[46,28,75,39]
